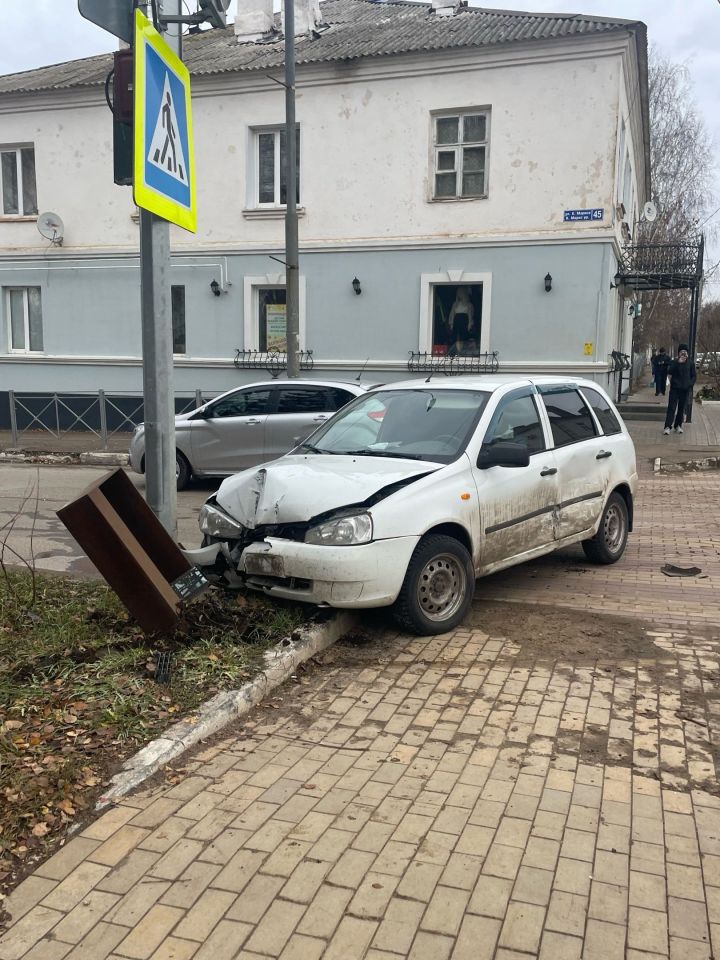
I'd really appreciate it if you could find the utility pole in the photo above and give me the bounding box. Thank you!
[284,0,300,378]
[140,0,180,537]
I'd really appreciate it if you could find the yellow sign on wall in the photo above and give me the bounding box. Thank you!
[134,9,197,232]
[584,342,594,356]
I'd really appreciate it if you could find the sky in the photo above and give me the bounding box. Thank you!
[1,1,718,276]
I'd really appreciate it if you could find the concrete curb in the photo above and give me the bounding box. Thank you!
[657,456,720,474]
[96,610,357,808]
[0,451,129,466]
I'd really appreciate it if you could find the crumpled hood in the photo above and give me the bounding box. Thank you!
[215,454,441,528]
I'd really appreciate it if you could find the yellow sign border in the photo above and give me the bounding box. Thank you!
[133,9,197,233]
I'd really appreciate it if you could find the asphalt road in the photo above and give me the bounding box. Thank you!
[0,464,214,577]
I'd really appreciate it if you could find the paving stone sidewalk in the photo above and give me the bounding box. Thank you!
[2,615,719,960]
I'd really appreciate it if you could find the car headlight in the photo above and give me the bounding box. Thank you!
[305,512,373,546]
[199,502,245,539]
[132,423,144,437]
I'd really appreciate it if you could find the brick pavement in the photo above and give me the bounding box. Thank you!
[475,468,720,627]
[2,619,719,960]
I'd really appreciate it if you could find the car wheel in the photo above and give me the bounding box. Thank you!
[392,534,475,636]
[582,491,628,564]
[176,451,191,491]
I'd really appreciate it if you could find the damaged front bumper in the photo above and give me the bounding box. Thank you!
[182,535,419,608]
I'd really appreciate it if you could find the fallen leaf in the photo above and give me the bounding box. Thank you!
[31,823,49,837]
[56,799,75,816]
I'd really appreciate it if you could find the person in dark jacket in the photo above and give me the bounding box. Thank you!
[654,347,670,396]
[663,344,697,434]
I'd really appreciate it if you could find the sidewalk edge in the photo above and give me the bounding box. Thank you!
[96,610,357,808]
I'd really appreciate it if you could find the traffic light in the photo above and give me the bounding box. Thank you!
[198,0,232,28]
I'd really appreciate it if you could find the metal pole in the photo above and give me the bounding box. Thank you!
[99,388,108,449]
[284,0,300,379]
[139,0,179,537]
[8,390,18,447]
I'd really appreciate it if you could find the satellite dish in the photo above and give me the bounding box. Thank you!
[643,201,658,223]
[37,212,64,245]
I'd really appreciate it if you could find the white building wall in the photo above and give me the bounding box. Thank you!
[0,35,643,256]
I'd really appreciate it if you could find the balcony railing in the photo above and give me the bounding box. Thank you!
[233,349,314,377]
[407,351,500,376]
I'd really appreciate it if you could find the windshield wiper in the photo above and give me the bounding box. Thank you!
[299,442,335,454]
[341,448,426,461]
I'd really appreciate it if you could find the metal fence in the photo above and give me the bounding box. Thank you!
[6,389,206,450]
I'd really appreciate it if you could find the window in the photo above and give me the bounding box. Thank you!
[433,112,489,199]
[257,287,287,351]
[432,283,483,356]
[254,126,300,207]
[539,388,598,447]
[485,393,545,455]
[6,287,43,352]
[581,387,622,435]
[171,285,186,355]
[243,275,307,352]
[1,146,38,216]
[210,389,272,419]
[326,388,355,412]
[276,386,330,415]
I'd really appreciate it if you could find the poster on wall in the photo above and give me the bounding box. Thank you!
[266,304,287,351]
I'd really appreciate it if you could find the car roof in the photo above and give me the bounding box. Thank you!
[206,379,371,405]
[373,374,604,392]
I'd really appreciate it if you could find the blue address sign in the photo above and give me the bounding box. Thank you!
[564,208,604,222]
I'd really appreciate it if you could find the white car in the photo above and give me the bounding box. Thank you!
[183,376,638,635]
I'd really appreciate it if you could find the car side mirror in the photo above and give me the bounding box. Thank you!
[477,441,530,469]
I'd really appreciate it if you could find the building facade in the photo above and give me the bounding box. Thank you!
[0,0,649,411]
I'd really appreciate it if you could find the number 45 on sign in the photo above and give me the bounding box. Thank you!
[134,9,197,232]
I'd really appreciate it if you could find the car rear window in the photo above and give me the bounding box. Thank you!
[539,387,598,447]
[581,387,623,435]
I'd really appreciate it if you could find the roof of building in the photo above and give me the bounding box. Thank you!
[0,0,644,96]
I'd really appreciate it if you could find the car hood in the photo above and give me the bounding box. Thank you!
[215,454,442,527]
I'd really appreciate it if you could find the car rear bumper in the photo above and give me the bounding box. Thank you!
[128,432,144,474]
[183,535,419,608]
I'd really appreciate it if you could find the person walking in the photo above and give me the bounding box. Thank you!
[654,347,670,396]
[649,348,657,390]
[663,344,696,435]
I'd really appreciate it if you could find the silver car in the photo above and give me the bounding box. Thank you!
[129,379,369,489]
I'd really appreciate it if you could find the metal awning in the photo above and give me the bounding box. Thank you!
[616,236,704,292]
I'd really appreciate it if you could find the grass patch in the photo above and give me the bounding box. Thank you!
[0,569,308,894]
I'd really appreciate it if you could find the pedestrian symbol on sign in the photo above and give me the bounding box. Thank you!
[148,75,187,184]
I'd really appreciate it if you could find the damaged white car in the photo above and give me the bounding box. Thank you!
[183,376,638,635]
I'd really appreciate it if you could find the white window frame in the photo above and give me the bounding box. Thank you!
[243,274,307,351]
[419,271,492,354]
[247,124,301,210]
[430,109,490,201]
[5,286,43,354]
[0,144,37,218]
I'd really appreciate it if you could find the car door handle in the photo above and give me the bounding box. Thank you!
[246,418,262,425]
[540,467,557,476]
[312,415,328,422]
[596,450,612,460]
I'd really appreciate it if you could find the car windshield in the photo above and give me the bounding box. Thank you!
[305,388,491,463]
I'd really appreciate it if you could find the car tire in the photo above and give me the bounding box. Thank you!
[176,451,191,491]
[582,491,629,565]
[392,534,475,636]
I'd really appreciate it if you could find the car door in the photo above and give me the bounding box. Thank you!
[537,385,608,540]
[267,385,355,458]
[472,388,559,567]
[190,386,272,474]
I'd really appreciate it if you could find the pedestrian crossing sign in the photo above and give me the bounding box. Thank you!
[134,9,196,232]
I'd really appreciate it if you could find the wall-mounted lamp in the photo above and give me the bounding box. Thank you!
[210,279,222,297]
[544,272,552,293]
[610,271,624,290]
[352,276,362,296]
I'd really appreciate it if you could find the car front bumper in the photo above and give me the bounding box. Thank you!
[128,430,145,474]
[182,535,419,608]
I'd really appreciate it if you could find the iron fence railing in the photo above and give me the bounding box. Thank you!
[233,349,314,376]
[609,351,631,373]
[407,351,500,376]
[6,390,206,450]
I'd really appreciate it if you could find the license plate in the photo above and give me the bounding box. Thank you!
[245,553,285,577]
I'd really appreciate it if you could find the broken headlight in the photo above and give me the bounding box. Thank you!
[199,502,245,539]
[305,512,373,546]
